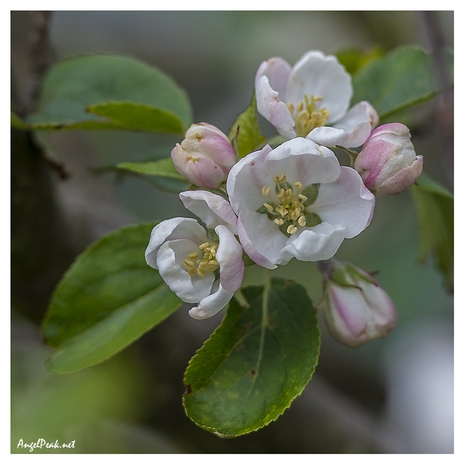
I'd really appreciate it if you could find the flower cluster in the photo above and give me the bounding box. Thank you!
[146,50,422,346]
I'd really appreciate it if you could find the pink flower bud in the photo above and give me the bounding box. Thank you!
[171,123,237,189]
[319,260,396,348]
[354,122,423,195]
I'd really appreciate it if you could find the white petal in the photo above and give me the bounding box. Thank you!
[266,137,341,186]
[255,75,296,138]
[226,144,273,213]
[310,167,375,238]
[282,222,347,262]
[307,101,377,148]
[215,225,244,293]
[189,284,235,320]
[156,240,214,303]
[238,209,286,269]
[285,51,352,124]
[179,190,238,233]
[145,218,208,269]
[255,57,292,96]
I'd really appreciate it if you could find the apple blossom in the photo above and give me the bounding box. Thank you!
[317,259,396,347]
[226,137,375,269]
[171,122,237,189]
[255,51,378,147]
[354,122,423,195]
[145,191,244,319]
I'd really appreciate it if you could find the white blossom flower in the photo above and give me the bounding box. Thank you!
[226,137,375,269]
[145,191,244,319]
[255,51,378,147]
[318,259,396,347]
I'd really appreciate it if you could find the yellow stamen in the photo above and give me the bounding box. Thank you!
[287,225,298,235]
[183,241,219,278]
[263,203,274,212]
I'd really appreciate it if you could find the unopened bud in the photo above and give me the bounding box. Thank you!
[171,123,237,189]
[318,260,396,348]
[354,122,423,195]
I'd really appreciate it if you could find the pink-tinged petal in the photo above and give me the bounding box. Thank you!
[356,138,397,189]
[237,210,282,269]
[320,262,397,347]
[171,143,227,189]
[145,218,207,269]
[179,190,238,233]
[311,167,375,238]
[227,144,274,213]
[376,155,423,195]
[189,284,235,320]
[285,51,352,124]
[354,122,421,195]
[215,225,244,292]
[326,285,370,346]
[307,101,377,148]
[255,57,292,96]
[182,123,237,170]
[283,222,347,263]
[255,75,296,139]
[266,137,340,186]
[326,280,396,347]
[156,240,215,303]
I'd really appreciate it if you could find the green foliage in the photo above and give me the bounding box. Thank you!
[26,54,193,134]
[87,102,185,134]
[183,277,320,437]
[336,46,384,75]
[228,94,266,159]
[42,223,182,373]
[11,112,29,130]
[410,174,454,291]
[116,157,191,193]
[352,45,453,120]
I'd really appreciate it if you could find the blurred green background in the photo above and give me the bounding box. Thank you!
[11,10,453,453]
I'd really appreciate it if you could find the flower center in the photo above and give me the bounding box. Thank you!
[287,95,330,137]
[259,172,322,236]
[183,241,219,278]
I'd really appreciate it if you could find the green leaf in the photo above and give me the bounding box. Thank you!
[336,46,384,75]
[352,46,453,119]
[11,112,30,130]
[228,94,266,159]
[87,101,185,134]
[116,157,191,193]
[26,54,193,134]
[409,174,454,291]
[42,222,182,373]
[183,277,320,437]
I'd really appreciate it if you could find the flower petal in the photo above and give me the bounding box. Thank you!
[307,101,378,148]
[171,143,227,189]
[189,284,235,320]
[255,75,296,139]
[145,217,208,269]
[255,56,292,96]
[237,209,287,269]
[156,239,215,303]
[376,155,423,196]
[215,225,244,293]
[266,137,341,185]
[179,190,238,232]
[310,167,375,238]
[285,51,352,124]
[227,144,273,213]
[282,222,347,262]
